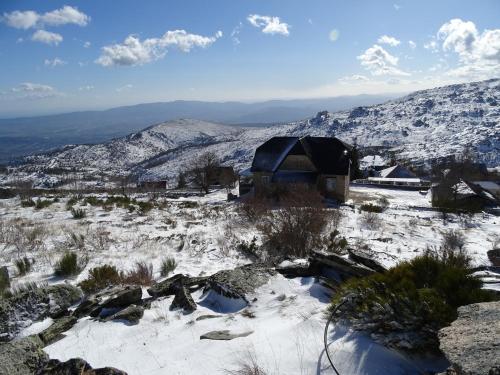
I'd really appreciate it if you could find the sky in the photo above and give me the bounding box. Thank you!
[0,0,499,117]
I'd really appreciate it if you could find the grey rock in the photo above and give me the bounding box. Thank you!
[170,286,197,313]
[38,316,77,346]
[200,330,253,340]
[205,264,275,302]
[275,260,319,278]
[100,286,142,309]
[0,284,82,342]
[104,305,144,324]
[439,301,500,375]
[147,274,207,298]
[0,266,9,289]
[195,314,222,321]
[348,250,387,273]
[40,357,128,374]
[310,250,375,279]
[0,336,49,375]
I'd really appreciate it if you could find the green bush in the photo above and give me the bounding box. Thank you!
[21,199,36,207]
[160,257,177,277]
[15,257,31,276]
[35,198,53,210]
[54,251,83,277]
[71,207,86,219]
[66,196,79,210]
[122,262,154,285]
[79,264,122,294]
[359,203,384,213]
[137,201,154,215]
[331,249,495,344]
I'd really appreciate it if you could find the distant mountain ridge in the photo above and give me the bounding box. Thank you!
[0,94,396,163]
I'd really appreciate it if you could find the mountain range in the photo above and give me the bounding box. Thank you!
[20,78,499,184]
[0,94,397,163]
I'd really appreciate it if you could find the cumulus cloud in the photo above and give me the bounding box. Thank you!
[95,29,222,67]
[9,82,60,99]
[78,85,94,91]
[329,29,340,42]
[408,40,417,49]
[84,41,91,48]
[1,6,90,29]
[357,44,410,76]
[44,57,66,67]
[377,35,400,46]
[247,14,290,36]
[32,30,63,45]
[436,19,500,78]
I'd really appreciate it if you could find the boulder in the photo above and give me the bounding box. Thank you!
[439,301,500,375]
[0,284,82,342]
[40,358,128,374]
[104,305,144,324]
[487,249,500,267]
[147,274,207,298]
[310,250,375,279]
[170,286,197,312]
[200,330,253,340]
[0,336,49,375]
[348,250,387,273]
[275,259,319,278]
[38,316,78,346]
[100,286,142,309]
[204,264,275,302]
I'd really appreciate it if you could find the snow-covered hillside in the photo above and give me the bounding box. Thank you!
[21,79,500,180]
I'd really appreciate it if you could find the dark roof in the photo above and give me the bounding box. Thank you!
[251,136,352,175]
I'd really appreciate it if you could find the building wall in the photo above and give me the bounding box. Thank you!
[317,173,349,202]
[278,155,316,171]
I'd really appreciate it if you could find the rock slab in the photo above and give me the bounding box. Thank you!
[439,301,500,375]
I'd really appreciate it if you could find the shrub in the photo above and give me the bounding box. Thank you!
[258,185,330,258]
[21,199,36,208]
[79,264,122,294]
[54,251,84,277]
[137,201,154,215]
[71,208,86,219]
[160,257,177,277]
[360,203,384,213]
[324,230,348,254]
[330,249,495,351]
[34,198,52,210]
[66,196,79,210]
[179,201,198,209]
[237,237,259,258]
[0,267,10,297]
[238,196,270,223]
[15,257,31,276]
[360,211,382,230]
[122,262,154,285]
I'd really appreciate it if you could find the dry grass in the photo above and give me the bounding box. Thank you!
[122,261,154,286]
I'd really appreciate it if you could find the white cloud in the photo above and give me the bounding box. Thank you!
[32,30,63,45]
[1,6,90,29]
[96,30,222,67]
[424,39,438,52]
[329,29,340,42]
[357,44,410,76]
[231,22,243,45]
[408,40,417,49]
[247,14,290,36]
[338,74,370,84]
[9,82,60,99]
[78,85,94,91]
[116,84,133,92]
[44,57,66,67]
[84,41,91,48]
[393,4,401,10]
[2,10,39,29]
[377,35,400,47]
[436,19,500,79]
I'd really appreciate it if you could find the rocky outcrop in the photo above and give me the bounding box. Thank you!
[439,301,500,375]
[205,264,275,302]
[147,274,207,298]
[170,286,197,312]
[103,305,144,324]
[0,284,82,342]
[348,250,387,273]
[310,250,376,279]
[200,330,253,340]
[0,336,48,375]
[38,316,78,346]
[40,358,128,374]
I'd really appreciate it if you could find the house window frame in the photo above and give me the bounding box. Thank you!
[261,175,271,185]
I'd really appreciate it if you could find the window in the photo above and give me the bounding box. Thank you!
[261,175,271,185]
[326,177,336,191]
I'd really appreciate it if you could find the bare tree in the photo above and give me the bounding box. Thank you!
[188,152,220,194]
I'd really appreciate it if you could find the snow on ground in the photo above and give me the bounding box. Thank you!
[1,186,498,374]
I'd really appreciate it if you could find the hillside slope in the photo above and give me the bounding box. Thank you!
[22,79,500,180]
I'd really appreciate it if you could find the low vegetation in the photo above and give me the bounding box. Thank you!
[54,251,85,277]
[79,264,122,294]
[15,257,31,276]
[160,257,177,277]
[71,207,86,219]
[122,261,154,286]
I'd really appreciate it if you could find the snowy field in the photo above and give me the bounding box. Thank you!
[1,186,498,374]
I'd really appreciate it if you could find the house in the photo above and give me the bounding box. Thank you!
[250,136,352,202]
[430,179,499,209]
[378,164,416,179]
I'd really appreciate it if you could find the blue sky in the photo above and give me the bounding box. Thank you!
[0,0,499,117]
